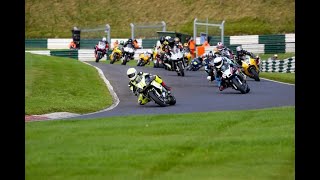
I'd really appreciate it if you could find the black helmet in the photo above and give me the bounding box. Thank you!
[168,38,175,47]
[128,38,132,43]
[159,36,165,44]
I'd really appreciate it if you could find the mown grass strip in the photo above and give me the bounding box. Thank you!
[26,106,295,180]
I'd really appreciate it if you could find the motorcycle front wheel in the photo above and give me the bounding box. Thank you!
[249,67,260,81]
[177,62,185,76]
[231,76,247,94]
[96,52,102,62]
[110,54,116,64]
[167,94,176,105]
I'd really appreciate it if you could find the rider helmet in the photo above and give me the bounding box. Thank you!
[216,42,224,50]
[213,56,223,68]
[273,54,278,59]
[159,36,165,44]
[127,68,137,81]
[120,40,124,45]
[208,51,214,59]
[165,36,171,40]
[236,46,244,56]
[168,37,175,47]
[128,38,133,43]
[174,37,180,43]
[102,37,107,42]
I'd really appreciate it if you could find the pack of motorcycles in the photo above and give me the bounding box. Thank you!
[97,43,260,106]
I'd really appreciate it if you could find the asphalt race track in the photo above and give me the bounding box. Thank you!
[67,61,295,120]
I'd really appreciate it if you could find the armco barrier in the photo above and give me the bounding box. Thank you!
[26,49,295,73]
[25,50,50,56]
[50,50,78,59]
[26,48,153,62]
[260,57,295,73]
[25,34,295,54]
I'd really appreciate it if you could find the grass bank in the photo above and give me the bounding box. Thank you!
[25,52,113,115]
[26,0,295,38]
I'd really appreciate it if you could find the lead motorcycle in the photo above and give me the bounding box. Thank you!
[132,74,176,107]
[212,61,250,94]
[94,41,107,63]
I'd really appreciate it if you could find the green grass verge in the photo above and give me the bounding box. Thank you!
[25,52,113,115]
[260,72,295,84]
[26,106,295,180]
[259,53,295,60]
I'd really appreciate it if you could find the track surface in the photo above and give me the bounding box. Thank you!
[65,61,295,120]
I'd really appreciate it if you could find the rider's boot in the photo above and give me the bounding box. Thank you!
[161,82,171,91]
[219,81,227,91]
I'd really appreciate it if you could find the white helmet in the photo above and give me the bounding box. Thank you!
[236,46,242,52]
[102,37,107,42]
[127,68,137,81]
[213,56,223,68]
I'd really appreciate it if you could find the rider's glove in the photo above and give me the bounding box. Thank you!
[137,88,144,93]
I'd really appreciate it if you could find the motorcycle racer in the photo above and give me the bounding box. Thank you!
[215,42,235,61]
[212,56,238,91]
[94,37,109,59]
[235,46,260,68]
[123,38,136,49]
[127,68,171,105]
[202,51,217,82]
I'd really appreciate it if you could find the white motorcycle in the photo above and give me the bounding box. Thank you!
[216,61,250,94]
[122,44,135,65]
[164,46,185,76]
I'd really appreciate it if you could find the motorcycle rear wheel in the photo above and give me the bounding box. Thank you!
[122,55,128,65]
[148,91,167,107]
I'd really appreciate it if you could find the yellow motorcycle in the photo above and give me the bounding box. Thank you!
[132,74,176,107]
[109,47,122,64]
[152,46,164,68]
[137,52,152,66]
[182,45,192,66]
[241,55,260,81]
